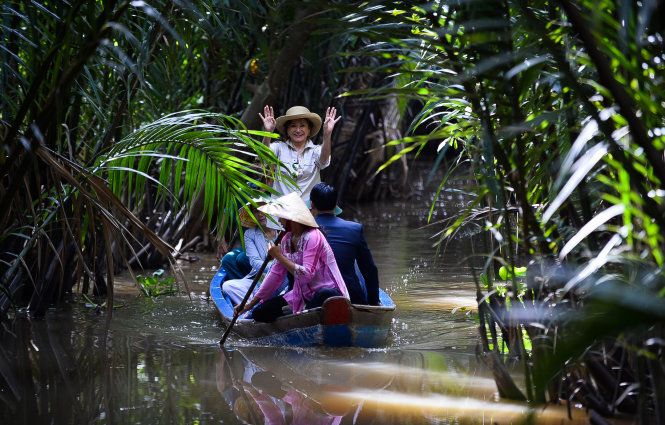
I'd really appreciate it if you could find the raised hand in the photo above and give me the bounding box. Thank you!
[258,105,276,133]
[323,107,342,135]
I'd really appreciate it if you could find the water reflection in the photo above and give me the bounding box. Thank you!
[0,311,590,425]
[216,346,496,424]
[216,346,591,424]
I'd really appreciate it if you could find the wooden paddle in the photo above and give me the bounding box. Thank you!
[220,230,285,346]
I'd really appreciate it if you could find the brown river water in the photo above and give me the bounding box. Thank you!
[0,170,591,424]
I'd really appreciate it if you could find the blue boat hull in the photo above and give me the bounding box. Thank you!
[210,267,395,347]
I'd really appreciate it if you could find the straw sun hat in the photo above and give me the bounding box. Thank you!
[238,201,265,228]
[275,106,322,137]
[238,197,283,229]
[258,192,319,228]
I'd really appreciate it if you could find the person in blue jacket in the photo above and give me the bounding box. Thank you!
[308,182,381,306]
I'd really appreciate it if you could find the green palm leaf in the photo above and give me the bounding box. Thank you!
[97,110,279,233]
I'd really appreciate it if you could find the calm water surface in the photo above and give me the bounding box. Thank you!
[0,173,588,424]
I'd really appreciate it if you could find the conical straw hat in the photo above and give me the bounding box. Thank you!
[257,192,319,228]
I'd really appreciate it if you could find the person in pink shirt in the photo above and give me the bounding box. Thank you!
[234,192,349,322]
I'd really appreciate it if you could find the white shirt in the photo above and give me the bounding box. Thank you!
[270,139,330,201]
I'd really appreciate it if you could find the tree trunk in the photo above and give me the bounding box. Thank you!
[240,6,319,129]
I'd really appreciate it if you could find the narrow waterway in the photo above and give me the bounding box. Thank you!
[0,169,589,424]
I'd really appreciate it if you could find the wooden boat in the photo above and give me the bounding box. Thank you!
[210,267,396,347]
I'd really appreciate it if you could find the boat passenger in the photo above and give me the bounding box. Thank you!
[222,201,286,306]
[218,168,274,282]
[258,104,341,201]
[309,182,382,306]
[216,199,251,281]
[234,192,349,322]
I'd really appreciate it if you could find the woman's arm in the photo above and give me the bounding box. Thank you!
[235,262,286,316]
[244,228,266,272]
[319,107,341,165]
[292,230,321,281]
[258,105,276,147]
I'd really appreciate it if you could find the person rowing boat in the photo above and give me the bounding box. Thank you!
[234,192,350,322]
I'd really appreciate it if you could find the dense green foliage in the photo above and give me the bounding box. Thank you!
[2,0,665,420]
[0,0,286,316]
[136,271,177,297]
[331,0,665,419]
[0,0,398,319]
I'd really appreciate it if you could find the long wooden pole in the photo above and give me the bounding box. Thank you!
[219,230,285,346]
